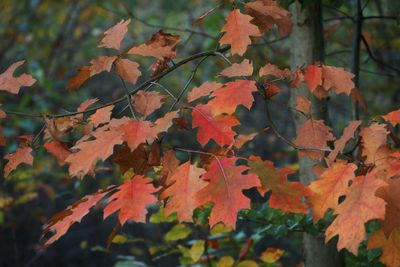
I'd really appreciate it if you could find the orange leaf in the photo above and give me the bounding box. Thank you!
[160,150,180,186]
[304,65,322,91]
[195,157,260,228]
[0,60,36,94]
[322,65,355,95]
[152,110,179,134]
[308,161,357,222]
[382,108,400,127]
[260,247,285,263]
[120,119,158,151]
[325,170,387,255]
[42,191,107,246]
[259,63,291,79]
[3,146,33,177]
[98,19,130,50]
[187,81,222,103]
[89,56,117,76]
[368,228,400,267]
[160,162,207,222]
[114,58,142,84]
[208,80,257,115]
[219,59,253,77]
[44,141,71,166]
[219,9,261,56]
[295,119,335,161]
[132,91,167,117]
[295,95,311,115]
[88,105,114,128]
[103,175,158,225]
[249,156,312,214]
[192,104,239,147]
[66,66,91,90]
[360,123,388,164]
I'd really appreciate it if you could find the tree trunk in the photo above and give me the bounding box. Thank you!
[289,1,344,266]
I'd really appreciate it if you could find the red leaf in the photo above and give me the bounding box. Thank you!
[0,61,36,94]
[304,65,322,91]
[187,82,222,103]
[196,157,260,228]
[219,9,261,56]
[382,108,400,127]
[44,141,71,166]
[192,104,239,147]
[103,175,158,225]
[120,119,158,151]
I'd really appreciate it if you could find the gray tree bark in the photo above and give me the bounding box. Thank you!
[289,1,344,266]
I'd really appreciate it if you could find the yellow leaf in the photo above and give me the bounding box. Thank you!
[260,248,285,263]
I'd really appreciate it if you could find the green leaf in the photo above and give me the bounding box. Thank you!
[165,224,191,242]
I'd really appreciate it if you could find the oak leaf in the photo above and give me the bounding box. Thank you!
[325,170,387,255]
[187,81,222,103]
[160,162,207,222]
[195,157,260,227]
[103,175,158,225]
[3,146,33,177]
[219,59,253,77]
[99,19,130,50]
[0,60,36,94]
[114,58,142,84]
[360,123,388,164]
[249,156,312,214]
[308,161,357,222]
[219,9,261,56]
[191,104,239,147]
[120,119,158,151]
[207,80,257,115]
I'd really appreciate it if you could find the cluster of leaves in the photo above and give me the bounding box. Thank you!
[1,0,400,266]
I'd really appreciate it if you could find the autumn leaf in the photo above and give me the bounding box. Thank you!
[112,144,149,175]
[322,65,355,95]
[382,108,400,127]
[195,157,260,228]
[152,110,179,134]
[307,161,357,222]
[120,119,158,151]
[98,19,130,50]
[187,81,222,103]
[191,104,239,147]
[368,228,400,267]
[207,80,257,115]
[325,170,387,255]
[88,105,114,128]
[132,91,167,117]
[0,60,36,94]
[304,65,322,91]
[219,9,261,56]
[160,149,180,186]
[3,146,33,177]
[89,56,117,76]
[44,141,71,166]
[160,162,207,222]
[249,156,312,214]
[295,119,335,161]
[103,175,158,225]
[260,248,285,263]
[219,59,253,77]
[295,95,311,115]
[114,58,142,84]
[244,0,292,36]
[326,120,361,163]
[42,191,107,246]
[259,63,291,79]
[66,66,91,90]
[234,132,259,149]
[360,123,388,164]
[65,126,124,178]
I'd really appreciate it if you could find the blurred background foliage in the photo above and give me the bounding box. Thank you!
[0,0,399,266]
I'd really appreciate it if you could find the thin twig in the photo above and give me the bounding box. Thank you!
[118,75,137,119]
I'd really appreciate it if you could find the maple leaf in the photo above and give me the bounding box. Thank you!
[66,66,91,90]
[88,105,114,128]
[259,63,291,79]
[160,162,207,222]
[42,191,107,246]
[322,65,355,95]
[98,19,130,50]
[65,126,124,178]
[187,82,222,103]
[219,59,253,77]
[304,65,322,91]
[3,146,33,177]
[103,175,158,225]
[307,161,357,222]
[191,104,239,147]
[249,156,312,214]
[195,157,260,228]
[244,0,292,37]
[295,95,311,115]
[368,228,400,267]
[89,56,117,76]
[382,108,400,127]
[132,91,167,117]
[160,150,180,186]
[0,60,36,94]
[114,58,142,84]
[207,80,257,115]
[44,141,71,166]
[219,9,261,56]
[120,119,158,151]
[360,123,388,164]
[152,110,179,134]
[325,170,387,255]
[295,119,335,161]
[326,120,361,163]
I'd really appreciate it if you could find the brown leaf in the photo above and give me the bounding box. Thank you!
[360,123,388,164]
[132,91,167,117]
[89,56,117,76]
[66,66,91,90]
[98,19,131,50]
[4,146,33,177]
[44,141,72,166]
